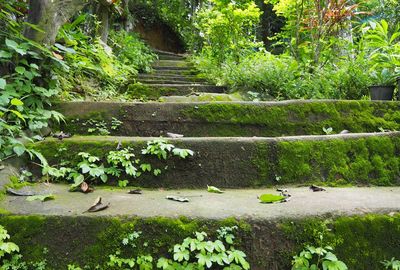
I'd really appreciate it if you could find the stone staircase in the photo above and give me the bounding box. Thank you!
[1,52,400,269]
[132,50,232,101]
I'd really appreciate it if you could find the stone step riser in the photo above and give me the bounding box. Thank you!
[30,133,400,188]
[150,69,198,75]
[153,66,193,71]
[125,84,225,100]
[1,214,396,270]
[138,74,204,80]
[139,84,226,94]
[157,54,185,60]
[139,80,205,85]
[153,60,191,67]
[56,101,400,137]
[153,49,186,60]
[138,76,206,83]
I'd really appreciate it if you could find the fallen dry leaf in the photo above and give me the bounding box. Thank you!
[80,182,93,193]
[85,196,110,213]
[166,195,189,203]
[128,189,142,195]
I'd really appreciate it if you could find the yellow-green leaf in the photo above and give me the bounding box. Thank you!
[10,98,23,106]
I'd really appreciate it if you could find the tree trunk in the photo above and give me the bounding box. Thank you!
[97,3,110,42]
[122,0,134,32]
[24,0,89,45]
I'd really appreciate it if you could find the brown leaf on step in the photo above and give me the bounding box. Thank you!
[309,185,326,192]
[128,189,142,194]
[166,195,189,203]
[81,182,93,193]
[85,196,110,213]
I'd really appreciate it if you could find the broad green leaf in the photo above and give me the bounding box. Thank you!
[5,39,18,50]
[54,43,76,54]
[0,242,19,254]
[0,78,6,89]
[10,98,23,106]
[74,174,85,185]
[12,145,25,156]
[15,66,25,75]
[79,163,91,174]
[207,185,224,194]
[258,193,285,203]
[325,252,338,261]
[0,51,12,59]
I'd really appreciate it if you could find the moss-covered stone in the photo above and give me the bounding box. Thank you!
[0,214,399,269]
[270,136,400,186]
[28,133,400,187]
[126,83,179,100]
[0,215,249,269]
[56,100,400,137]
[281,214,400,270]
[181,100,400,136]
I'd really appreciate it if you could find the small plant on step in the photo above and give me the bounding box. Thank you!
[157,226,250,270]
[40,140,195,188]
[108,230,153,269]
[142,139,194,160]
[106,147,140,178]
[0,225,48,269]
[111,117,123,131]
[77,152,108,183]
[322,127,333,135]
[84,119,110,135]
[383,258,400,270]
[291,233,348,270]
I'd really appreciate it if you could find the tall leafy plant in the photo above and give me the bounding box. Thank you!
[0,1,64,162]
[195,0,262,63]
[266,0,362,65]
[362,20,400,85]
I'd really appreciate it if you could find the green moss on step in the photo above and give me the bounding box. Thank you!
[126,83,179,100]
[30,134,400,187]
[0,215,250,269]
[0,214,399,269]
[252,135,400,186]
[281,214,400,270]
[181,101,400,136]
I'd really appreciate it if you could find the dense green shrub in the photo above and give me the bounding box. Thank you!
[196,50,371,100]
[54,15,156,100]
[195,0,262,63]
[110,30,157,74]
[0,1,64,161]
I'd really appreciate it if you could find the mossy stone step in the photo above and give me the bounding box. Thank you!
[56,100,400,137]
[138,74,206,82]
[157,54,186,60]
[159,93,244,102]
[153,60,191,67]
[137,84,226,94]
[2,184,400,219]
[1,212,399,269]
[29,133,400,188]
[153,65,192,71]
[125,84,226,100]
[139,79,204,85]
[150,69,198,75]
[153,49,186,60]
